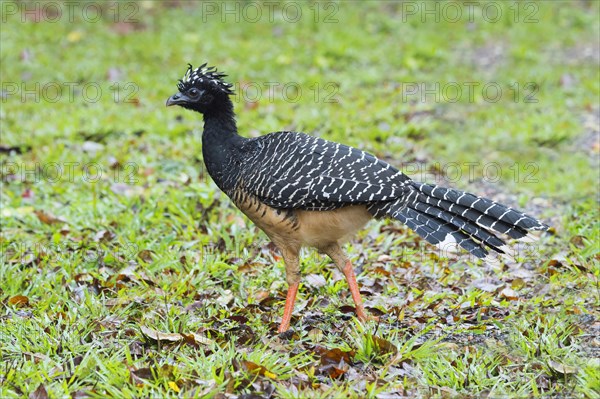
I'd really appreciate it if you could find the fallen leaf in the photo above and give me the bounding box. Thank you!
[241,360,278,379]
[216,290,234,307]
[181,332,215,347]
[500,287,519,301]
[314,346,354,378]
[140,325,183,343]
[569,235,588,249]
[9,295,29,306]
[339,305,356,314]
[305,274,327,289]
[437,342,459,351]
[308,328,324,342]
[373,266,391,276]
[34,210,66,225]
[70,390,90,399]
[29,384,48,399]
[511,278,526,290]
[315,346,354,364]
[137,249,154,263]
[377,254,393,262]
[254,290,270,302]
[547,360,578,375]
[168,381,180,392]
[130,367,154,386]
[371,335,398,357]
[470,279,503,292]
[94,230,115,242]
[509,268,534,279]
[238,262,259,274]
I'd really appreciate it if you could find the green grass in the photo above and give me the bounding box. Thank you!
[1,1,599,397]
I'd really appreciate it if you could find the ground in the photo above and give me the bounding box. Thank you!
[0,1,599,398]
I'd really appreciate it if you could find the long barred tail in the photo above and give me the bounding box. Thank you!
[369,182,549,263]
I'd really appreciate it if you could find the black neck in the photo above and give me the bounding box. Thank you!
[200,96,245,191]
[202,96,238,141]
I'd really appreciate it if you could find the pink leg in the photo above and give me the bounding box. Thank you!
[341,260,369,321]
[278,282,299,333]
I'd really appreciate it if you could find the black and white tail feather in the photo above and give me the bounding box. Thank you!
[368,182,548,265]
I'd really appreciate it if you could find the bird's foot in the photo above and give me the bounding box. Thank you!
[355,306,380,323]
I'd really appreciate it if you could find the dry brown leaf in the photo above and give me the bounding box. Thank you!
[241,360,278,379]
[569,235,588,249]
[140,325,183,343]
[181,332,215,347]
[34,210,66,225]
[29,384,48,399]
[130,367,154,386]
[373,266,391,276]
[94,230,115,242]
[313,345,354,378]
[338,305,359,319]
[371,335,398,357]
[137,249,154,263]
[8,295,29,306]
[238,262,262,274]
[254,290,270,302]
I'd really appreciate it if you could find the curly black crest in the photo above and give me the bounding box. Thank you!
[177,63,235,95]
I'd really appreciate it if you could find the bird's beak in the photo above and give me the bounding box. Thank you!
[166,93,187,106]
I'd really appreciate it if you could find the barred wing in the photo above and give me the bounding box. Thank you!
[239,132,411,210]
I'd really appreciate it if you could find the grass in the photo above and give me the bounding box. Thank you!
[1,1,599,397]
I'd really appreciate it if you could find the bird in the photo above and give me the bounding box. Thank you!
[166,63,549,333]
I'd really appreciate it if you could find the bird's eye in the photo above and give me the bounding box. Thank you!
[189,88,199,96]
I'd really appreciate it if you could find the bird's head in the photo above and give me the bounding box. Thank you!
[166,63,234,115]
